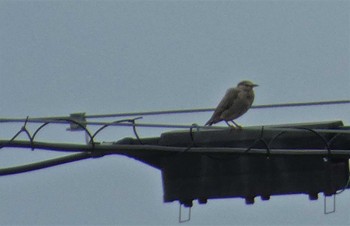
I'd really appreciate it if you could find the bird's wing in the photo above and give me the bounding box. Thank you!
[206,88,239,125]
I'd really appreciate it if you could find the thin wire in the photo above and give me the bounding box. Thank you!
[251,100,350,109]
[0,100,348,123]
[84,100,350,118]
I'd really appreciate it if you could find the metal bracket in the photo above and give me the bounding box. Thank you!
[67,113,87,131]
[67,113,89,143]
[179,203,192,223]
[324,194,336,214]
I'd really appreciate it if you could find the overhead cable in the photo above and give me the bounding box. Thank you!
[85,99,350,119]
[1,139,350,176]
[0,100,348,125]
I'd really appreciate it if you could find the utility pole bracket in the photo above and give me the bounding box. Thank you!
[67,113,87,131]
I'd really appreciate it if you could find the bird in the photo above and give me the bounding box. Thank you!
[205,80,258,128]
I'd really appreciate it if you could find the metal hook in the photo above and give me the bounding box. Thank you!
[327,133,342,151]
[324,194,336,214]
[31,122,50,141]
[244,126,270,158]
[91,117,143,144]
[336,174,350,195]
[178,124,199,155]
[294,127,332,159]
[268,130,288,148]
[0,129,24,150]
[19,116,35,150]
[269,127,333,159]
[22,116,29,129]
[189,123,199,142]
[179,203,192,223]
[130,117,143,145]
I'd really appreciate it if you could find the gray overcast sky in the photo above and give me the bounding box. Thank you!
[0,0,349,225]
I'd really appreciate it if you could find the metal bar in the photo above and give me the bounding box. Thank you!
[85,100,350,118]
[0,119,349,133]
[251,100,350,109]
[1,140,350,156]
[0,100,348,122]
[0,153,91,176]
[324,194,336,214]
[178,204,191,223]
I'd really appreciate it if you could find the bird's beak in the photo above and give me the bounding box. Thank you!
[252,84,258,87]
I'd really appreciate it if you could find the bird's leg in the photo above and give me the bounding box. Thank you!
[225,121,236,127]
[231,120,242,129]
[225,121,237,132]
[225,121,231,127]
[224,121,236,133]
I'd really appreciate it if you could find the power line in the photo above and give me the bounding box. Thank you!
[0,140,350,176]
[0,118,221,129]
[0,100,348,125]
[0,153,91,176]
[85,100,350,119]
[0,116,349,132]
[0,120,348,175]
[251,100,350,109]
